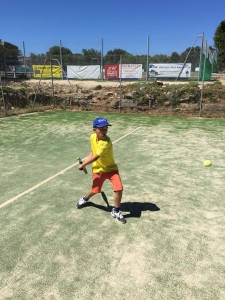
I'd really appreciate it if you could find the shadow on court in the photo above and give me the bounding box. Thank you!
[84,201,160,219]
[121,202,160,218]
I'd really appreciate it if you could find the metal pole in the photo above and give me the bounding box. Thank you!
[176,34,202,81]
[1,40,8,115]
[119,55,122,113]
[23,41,27,79]
[50,57,55,106]
[2,42,7,79]
[199,33,206,117]
[101,38,104,80]
[146,35,149,81]
[32,58,50,108]
[59,40,63,80]
[0,73,7,116]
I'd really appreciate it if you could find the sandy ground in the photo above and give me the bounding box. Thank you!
[28,79,129,89]
[27,78,199,89]
[28,76,225,89]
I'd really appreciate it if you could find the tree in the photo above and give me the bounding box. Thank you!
[104,48,131,64]
[150,54,170,63]
[0,40,20,57]
[214,20,225,71]
[106,48,129,56]
[170,52,180,63]
[46,46,72,56]
[81,48,101,64]
[29,53,47,65]
[180,46,201,71]
[0,40,21,71]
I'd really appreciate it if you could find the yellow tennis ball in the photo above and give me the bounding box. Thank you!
[203,160,212,167]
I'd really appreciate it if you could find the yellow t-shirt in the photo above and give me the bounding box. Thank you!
[90,133,118,173]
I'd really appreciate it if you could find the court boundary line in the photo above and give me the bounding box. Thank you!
[0,127,141,209]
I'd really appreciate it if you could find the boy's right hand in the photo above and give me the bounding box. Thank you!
[79,165,88,174]
[77,157,88,174]
[78,164,84,171]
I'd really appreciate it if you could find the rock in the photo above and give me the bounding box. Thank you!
[164,101,171,106]
[166,92,173,100]
[120,99,138,107]
[140,87,147,93]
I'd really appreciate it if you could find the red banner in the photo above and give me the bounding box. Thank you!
[105,64,119,79]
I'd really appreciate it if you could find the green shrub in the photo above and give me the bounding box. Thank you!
[94,85,102,90]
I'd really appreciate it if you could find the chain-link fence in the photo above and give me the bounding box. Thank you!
[1,34,206,81]
[1,35,221,118]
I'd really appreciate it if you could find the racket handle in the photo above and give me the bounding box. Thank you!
[77,157,88,174]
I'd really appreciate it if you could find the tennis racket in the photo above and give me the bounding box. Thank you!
[101,191,110,208]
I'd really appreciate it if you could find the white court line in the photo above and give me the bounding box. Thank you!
[0,127,141,209]
[112,127,141,144]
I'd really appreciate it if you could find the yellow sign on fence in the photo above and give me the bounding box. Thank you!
[32,65,62,78]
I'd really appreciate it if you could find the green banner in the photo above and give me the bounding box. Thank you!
[212,60,218,73]
[199,53,212,81]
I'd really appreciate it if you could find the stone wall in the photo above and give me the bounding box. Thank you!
[1,78,225,118]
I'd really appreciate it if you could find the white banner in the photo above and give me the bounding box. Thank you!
[149,63,191,78]
[67,65,101,79]
[121,64,142,79]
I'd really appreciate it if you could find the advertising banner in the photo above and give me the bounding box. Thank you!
[149,63,191,78]
[32,65,62,78]
[105,64,120,79]
[67,65,101,79]
[121,64,142,79]
[105,64,142,79]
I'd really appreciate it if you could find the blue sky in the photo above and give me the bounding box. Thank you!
[1,0,224,56]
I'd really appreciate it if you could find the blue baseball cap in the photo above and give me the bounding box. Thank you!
[93,117,112,128]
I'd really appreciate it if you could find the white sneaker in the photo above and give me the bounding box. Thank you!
[111,208,126,224]
[76,197,88,209]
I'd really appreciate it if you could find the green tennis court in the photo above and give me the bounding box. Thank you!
[1,111,225,299]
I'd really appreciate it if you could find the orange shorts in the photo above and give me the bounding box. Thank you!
[91,170,123,194]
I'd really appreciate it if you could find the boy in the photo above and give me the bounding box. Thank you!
[77,117,126,224]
